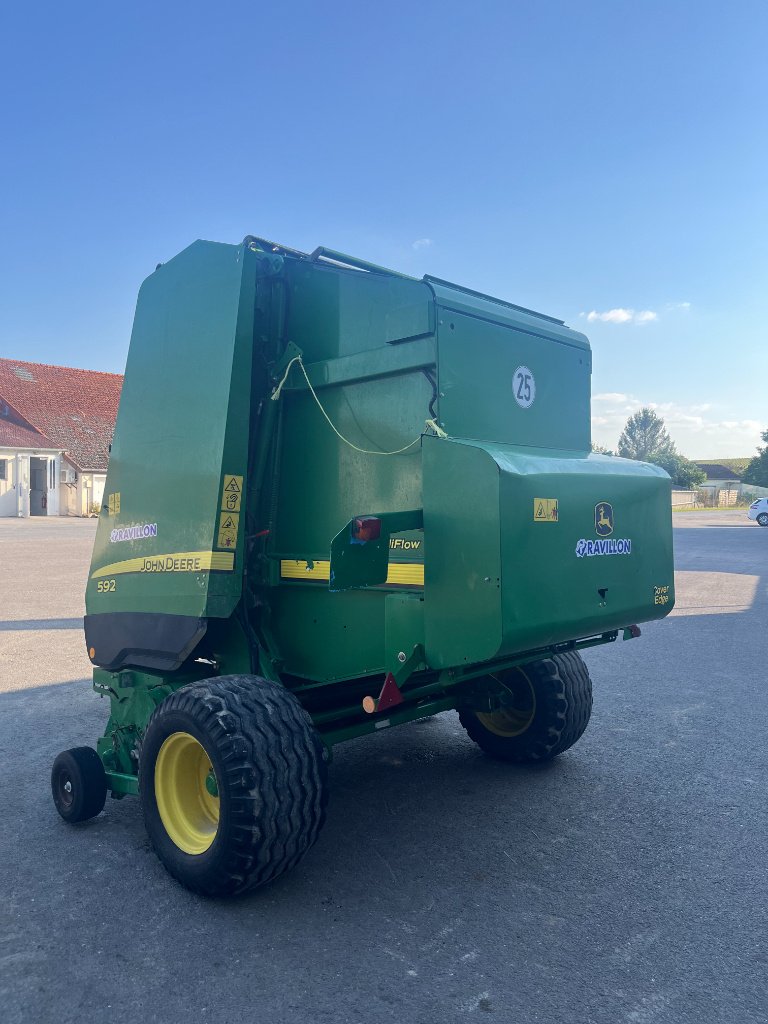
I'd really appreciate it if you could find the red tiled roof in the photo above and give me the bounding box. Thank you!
[0,416,58,450]
[0,358,122,471]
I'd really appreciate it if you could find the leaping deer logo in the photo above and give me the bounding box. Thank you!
[595,502,614,537]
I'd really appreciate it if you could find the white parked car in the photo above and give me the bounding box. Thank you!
[747,497,768,526]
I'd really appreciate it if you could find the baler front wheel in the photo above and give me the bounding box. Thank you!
[51,746,107,823]
[458,651,593,762]
[139,675,329,897]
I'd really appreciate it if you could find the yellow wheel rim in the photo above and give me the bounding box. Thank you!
[154,732,220,855]
[475,670,537,738]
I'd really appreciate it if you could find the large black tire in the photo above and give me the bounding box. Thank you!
[139,675,329,897]
[51,746,107,823]
[458,651,593,763]
[757,512,768,527]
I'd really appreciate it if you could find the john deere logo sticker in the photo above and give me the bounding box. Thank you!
[595,502,614,537]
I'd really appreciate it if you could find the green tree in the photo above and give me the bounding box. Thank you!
[616,408,705,488]
[649,451,706,489]
[617,408,676,461]
[591,442,614,455]
[743,429,768,486]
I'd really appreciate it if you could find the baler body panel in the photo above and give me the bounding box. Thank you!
[422,436,674,669]
[84,241,258,669]
[263,259,434,681]
[435,308,591,451]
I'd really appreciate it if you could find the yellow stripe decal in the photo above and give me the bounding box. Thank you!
[280,559,424,587]
[91,550,235,579]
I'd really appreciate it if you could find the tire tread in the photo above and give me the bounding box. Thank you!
[140,675,328,897]
[458,651,593,763]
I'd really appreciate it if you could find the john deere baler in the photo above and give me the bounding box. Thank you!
[51,237,674,896]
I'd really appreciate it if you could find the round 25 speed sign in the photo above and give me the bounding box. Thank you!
[513,366,536,409]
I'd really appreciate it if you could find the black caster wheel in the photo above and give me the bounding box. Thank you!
[51,747,107,823]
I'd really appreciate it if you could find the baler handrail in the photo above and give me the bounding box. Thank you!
[309,247,414,280]
[424,274,566,326]
[270,355,441,455]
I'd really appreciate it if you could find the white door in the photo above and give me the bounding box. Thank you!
[92,474,106,510]
[47,456,60,516]
[0,456,17,516]
[16,454,29,516]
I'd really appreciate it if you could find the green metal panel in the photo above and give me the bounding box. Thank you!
[422,436,674,669]
[85,240,258,623]
[425,276,584,345]
[264,259,436,681]
[273,371,428,554]
[329,510,423,591]
[435,310,591,451]
[495,445,674,649]
[269,587,388,681]
[384,594,425,675]
[422,437,502,668]
[265,362,429,681]
[284,260,434,360]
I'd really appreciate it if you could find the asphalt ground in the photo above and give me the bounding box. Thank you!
[1,512,766,1024]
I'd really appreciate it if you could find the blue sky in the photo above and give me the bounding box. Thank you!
[1,1,765,457]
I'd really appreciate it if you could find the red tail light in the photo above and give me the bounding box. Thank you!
[352,516,381,542]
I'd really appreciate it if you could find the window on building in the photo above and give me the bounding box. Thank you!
[0,459,7,481]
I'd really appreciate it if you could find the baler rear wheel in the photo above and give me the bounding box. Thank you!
[51,746,107,823]
[139,675,329,897]
[458,651,592,762]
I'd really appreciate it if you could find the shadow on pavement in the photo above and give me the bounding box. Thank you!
[0,617,83,631]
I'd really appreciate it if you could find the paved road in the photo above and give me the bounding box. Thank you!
[1,514,766,1024]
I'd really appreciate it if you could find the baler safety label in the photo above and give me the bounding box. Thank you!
[90,550,235,579]
[221,474,243,513]
[533,498,559,522]
[217,511,240,549]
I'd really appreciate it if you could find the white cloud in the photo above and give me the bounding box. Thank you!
[593,392,628,403]
[586,308,633,324]
[665,301,691,311]
[412,238,433,250]
[584,308,658,325]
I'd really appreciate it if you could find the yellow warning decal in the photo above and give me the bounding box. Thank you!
[280,559,424,587]
[107,492,121,516]
[533,497,559,522]
[217,511,240,550]
[91,550,235,579]
[221,474,243,513]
